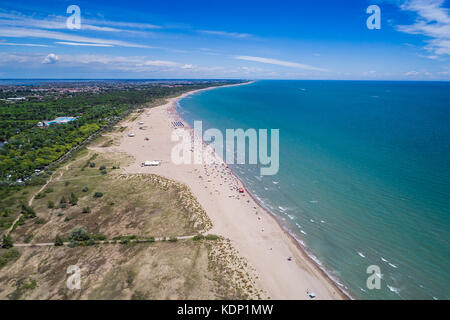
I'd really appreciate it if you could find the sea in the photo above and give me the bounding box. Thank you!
[177,80,450,300]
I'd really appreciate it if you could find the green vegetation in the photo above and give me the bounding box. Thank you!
[0,249,19,269]
[0,82,233,184]
[0,208,14,230]
[21,204,36,219]
[82,207,91,214]
[34,218,45,224]
[69,192,78,206]
[69,226,90,242]
[205,234,220,241]
[2,234,13,248]
[54,235,64,246]
[93,192,103,198]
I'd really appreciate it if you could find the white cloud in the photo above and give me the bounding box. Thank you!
[55,42,113,47]
[199,30,252,38]
[0,42,49,47]
[234,55,328,71]
[0,27,152,48]
[181,64,195,69]
[143,60,179,67]
[0,11,161,33]
[397,0,450,56]
[42,53,58,64]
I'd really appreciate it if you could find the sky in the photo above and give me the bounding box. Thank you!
[0,0,449,80]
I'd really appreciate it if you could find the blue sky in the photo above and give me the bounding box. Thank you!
[0,0,449,79]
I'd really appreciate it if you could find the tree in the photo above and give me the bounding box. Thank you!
[54,235,64,246]
[2,234,13,249]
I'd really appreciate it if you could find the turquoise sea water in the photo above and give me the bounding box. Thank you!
[177,80,450,300]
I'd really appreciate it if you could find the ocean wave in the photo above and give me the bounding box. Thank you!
[388,263,398,269]
[387,285,401,295]
[358,252,366,258]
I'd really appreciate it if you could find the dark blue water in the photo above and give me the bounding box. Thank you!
[178,80,450,300]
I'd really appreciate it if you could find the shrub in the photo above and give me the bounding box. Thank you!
[86,239,95,246]
[47,200,55,209]
[2,234,13,249]
[34,193,45,199]
[68,241,76,248]
[64,216,71,222]
[100,169,107,175]
[54,235,64,246]
[65,181,70,186]
[70,226,89,242]
[21,204,36,219]
[93,192,103,198]
[92,233,106,241]
[193,234,204,241]
[0,250,19,268]
[44,188,53,194]
[89,162,95,168]
[69,192,78,206]
[205,234,219,241]
[99,165,106,171]
[120,238,130,245]
[34,218,45,224]
[82,207,91,214]
[57,212,64,217]
[82,187,89,192]
[168,237,178,242]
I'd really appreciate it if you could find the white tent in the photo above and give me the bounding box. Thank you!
[142,160,160,166]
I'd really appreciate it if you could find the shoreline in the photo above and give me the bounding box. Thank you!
[117,81,348,300]
[173,82,351,299]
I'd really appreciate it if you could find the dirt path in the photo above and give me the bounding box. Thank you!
[13,234,202,247]
[6,152,92,236]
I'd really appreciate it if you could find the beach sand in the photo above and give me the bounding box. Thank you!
[115,84,347,300]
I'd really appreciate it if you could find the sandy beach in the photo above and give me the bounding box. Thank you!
[115,83,347,300]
